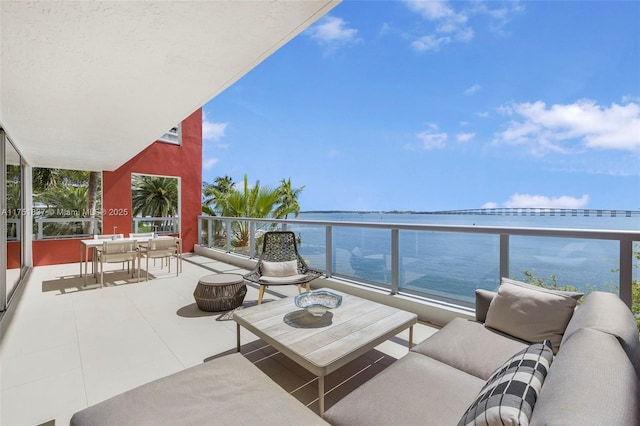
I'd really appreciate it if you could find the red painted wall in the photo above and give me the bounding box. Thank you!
[7,241,21,269]
[103,108,202,253]
[32,108,203,266]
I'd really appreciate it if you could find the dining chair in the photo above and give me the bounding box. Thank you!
[95,239,139,288]
[139,237,179,281]
[129,232,154,238]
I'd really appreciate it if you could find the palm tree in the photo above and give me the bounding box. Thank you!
[274,177,305,219]
[208,174,279,246]
[35,185,89,237]
[33,168,101,234]
[132,175,178,232]
[202,175,235,215]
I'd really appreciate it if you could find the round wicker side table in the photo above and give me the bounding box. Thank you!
[194,273,247,312]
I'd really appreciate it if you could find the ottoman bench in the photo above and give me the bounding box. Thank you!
[194,273,247,312]
[70,352,327,425]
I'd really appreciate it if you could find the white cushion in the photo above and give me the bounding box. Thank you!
[261,260,298,277]
[485,278,578,353]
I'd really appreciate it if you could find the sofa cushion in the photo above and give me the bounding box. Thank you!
[561,290,640,379]
[261,260,298,277]
[411,318,528,380]
[531,328,640,426]
[485,279,578,353]
[324,352,485,426]
[475,289,497,323]
[458,340,553,426]
[70,353,327,426]
[501,277,584,300]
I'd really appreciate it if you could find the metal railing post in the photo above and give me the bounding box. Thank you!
[37,218,43,240]
[225,220,232,252]
[249,222,256,258]
[390,228,399,295]
[207,218,213,247]
[500,234,509,282]
[619,239,633,308]
[197,217,203,245]
[325,225,332,278]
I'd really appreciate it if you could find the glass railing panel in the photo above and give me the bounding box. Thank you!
[332,226,391,287]
[286,223,326,271]
[509,236,620,294]
[398,230,499,305]
[210,218,227,250]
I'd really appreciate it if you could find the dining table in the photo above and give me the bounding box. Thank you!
[79,235,180,284]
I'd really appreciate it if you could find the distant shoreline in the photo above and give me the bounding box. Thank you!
[301,208,640,217]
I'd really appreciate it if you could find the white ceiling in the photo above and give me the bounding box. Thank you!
[0,0,339,171]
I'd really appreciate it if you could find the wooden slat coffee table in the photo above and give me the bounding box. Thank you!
[233,288,418,417]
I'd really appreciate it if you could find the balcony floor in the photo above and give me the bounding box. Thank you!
[0,254,438,425]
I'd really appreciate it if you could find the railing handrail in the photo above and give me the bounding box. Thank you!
[198,215,640,241]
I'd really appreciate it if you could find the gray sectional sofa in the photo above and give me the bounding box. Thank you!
[325,283,640,425]
[71,280,640,426]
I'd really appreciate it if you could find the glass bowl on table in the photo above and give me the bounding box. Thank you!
[294,290,342,317]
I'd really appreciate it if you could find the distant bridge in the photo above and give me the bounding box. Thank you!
[428,208,640,217]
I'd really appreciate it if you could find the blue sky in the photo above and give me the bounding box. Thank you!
[201,0,640,212]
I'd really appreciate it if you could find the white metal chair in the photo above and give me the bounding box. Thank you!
[95,239,139,288]
[139,237,179,281]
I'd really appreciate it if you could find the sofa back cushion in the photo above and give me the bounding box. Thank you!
[485,279,578,353]
[530,327,640,426]
[562,290,640,379]
[412,318,528,380]
[475,289,496,323]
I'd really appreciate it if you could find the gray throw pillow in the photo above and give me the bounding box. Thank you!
[485,278,579,353]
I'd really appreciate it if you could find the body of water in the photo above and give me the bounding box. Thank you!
[289,212,639,304]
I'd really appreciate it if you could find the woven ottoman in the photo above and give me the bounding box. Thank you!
[194,273,247,312]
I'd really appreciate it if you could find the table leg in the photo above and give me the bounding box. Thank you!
[80,243,84,277]
[236,323,241,352]
[318,375,325,417]
[408,325,414,349]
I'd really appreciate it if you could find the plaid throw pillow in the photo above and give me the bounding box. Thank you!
[458,340,553,426]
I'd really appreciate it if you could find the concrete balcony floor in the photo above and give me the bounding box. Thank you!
[0,254,438,425]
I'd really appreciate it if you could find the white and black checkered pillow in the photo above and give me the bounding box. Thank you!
[458,340,553,426]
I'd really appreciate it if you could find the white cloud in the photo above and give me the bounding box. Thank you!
[307,15,359,50]
[456,132,475,143]
[411,34,450,52]
[416,131,448,149]
[202,157,219,170]
[404,0,521,52]
[404,0,457,20]
[475,111,490,118]
[465,84,481,95]
[494,100,640,154]
[482,201,498,209]
[202,112,228,142]
[503,193,590,209]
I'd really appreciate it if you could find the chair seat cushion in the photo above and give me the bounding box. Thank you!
[259,274,309,284]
